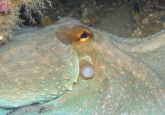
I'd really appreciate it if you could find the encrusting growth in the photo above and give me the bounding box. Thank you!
[0,0,51,44]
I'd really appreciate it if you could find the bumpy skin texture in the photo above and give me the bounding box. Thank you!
[0,17,165,115]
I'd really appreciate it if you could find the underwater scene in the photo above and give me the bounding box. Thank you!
[0,0,165,114]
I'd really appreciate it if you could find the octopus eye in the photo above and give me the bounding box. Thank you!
[56,25,93,46]
[81,32,88,38]
[72,26,93,47]
[78,31,90,42]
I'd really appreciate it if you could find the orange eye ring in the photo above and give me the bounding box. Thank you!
[73,26,93,43]
[78,31,90,42]
[56,25,93,46]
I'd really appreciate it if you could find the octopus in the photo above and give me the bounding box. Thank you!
[0,17,165,115]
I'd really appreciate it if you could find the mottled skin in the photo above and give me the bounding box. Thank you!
[0,17,165,115]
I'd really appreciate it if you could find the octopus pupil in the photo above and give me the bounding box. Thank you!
[80,32,88,38]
